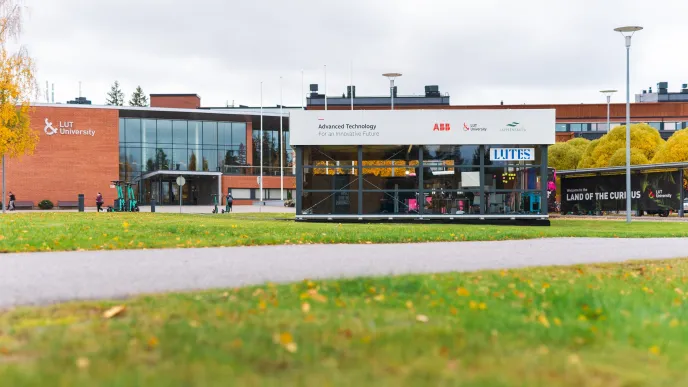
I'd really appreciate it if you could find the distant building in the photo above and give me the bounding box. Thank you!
[306,84,450,108]
[67,96,92,105]
[636,82,688,103]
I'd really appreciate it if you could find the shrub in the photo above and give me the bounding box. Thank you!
[38,199,54,210]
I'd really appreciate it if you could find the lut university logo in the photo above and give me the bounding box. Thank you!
[433,122,451,131]
[44,118,58,136]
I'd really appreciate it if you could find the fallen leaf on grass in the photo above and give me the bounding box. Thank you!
[649,345,661,355]
[102,305,126,319]
[416,314,429,323]
[147,337,159,349]
[301,302,311,313]
[76,357,90,369]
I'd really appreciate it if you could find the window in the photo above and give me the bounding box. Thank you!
[157,120,173,144]
[142,120,156,145]
[664,122,677,131]
[203,122,218,146]
[172,148,188,171]
[188,121,202,145]
[119,118,125,143]
[231,189,251,199]
[648,122,661,131]
[172,121,187,144]
[569,123,583,132]
[124,119,141,143]
[595,123,608,132]
[423,145,480,166]
[232,123,247,146]
[555,124,567,132]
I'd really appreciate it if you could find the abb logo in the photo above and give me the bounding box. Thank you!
[432,123,451,131]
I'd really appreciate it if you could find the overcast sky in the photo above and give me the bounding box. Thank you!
[19,0,688,107]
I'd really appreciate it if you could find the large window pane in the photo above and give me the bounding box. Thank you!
[188,149,202,171]
[303,167,358,191]
[555,124,567,132]
[218,122,230,146]
[570,123,583,132]
[361,167,418,190]
[422,190,480,215]
[485,166,542,191]
[648,122,661,131]
[202,148,218,172]
[155,148,172,170]
[119,118,125,143]
[232,123,247,146]
[423,145,480,166]
[203,122,218,146]
[188,121,202,145]
[173,121,187,145]
[125,147,141,172]
[422,166,481,191]
[486,192,543,215]
[142,120,156,146]
[361,191,416,215]
[302,191,358,215]
[142,147,157,171]
[125,119,141,143]
[362,145,420,164]
[664,122,677,131]
[157,120,173,144]
[172,148,188,171]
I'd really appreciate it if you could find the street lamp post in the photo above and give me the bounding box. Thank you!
[599,89,617,133]
[382,73,402,110]
[614,26,643,224]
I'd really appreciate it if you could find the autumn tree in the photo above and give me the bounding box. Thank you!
[106,81,125,106]
[0,0,37,162]
[651,128,688,163]
[608,148,649,166]
[548,143,580,171]
[577,123,664,168]
[129,85,149,107]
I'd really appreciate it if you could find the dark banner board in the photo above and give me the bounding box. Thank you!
[561,171,681,214]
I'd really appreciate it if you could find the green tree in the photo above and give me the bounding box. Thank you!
[608,148,649,166]
[129,85,149,107]
[577,123,664,168]
[106,81,125,106]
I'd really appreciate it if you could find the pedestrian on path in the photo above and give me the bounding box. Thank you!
[7,191,16,211]
[96,192,104,212]
[226,192,233,213]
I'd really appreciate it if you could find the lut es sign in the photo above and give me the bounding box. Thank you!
[490,148,535,161]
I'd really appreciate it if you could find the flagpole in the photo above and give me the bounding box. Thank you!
[350,61,353,110]
[280,76,284,201]
[324,65,328,110]
[260,81,263,206]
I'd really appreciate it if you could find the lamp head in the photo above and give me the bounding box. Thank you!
[382,73,402,79]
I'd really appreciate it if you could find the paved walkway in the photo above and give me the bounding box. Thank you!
[3,204,295,214]
[1,238,687,308]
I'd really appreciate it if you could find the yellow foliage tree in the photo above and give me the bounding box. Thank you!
[566,137,590,154]
[608,148,649,166]
[0,1,37,162]
[577,123,664,168]
[651,128,688,163]
[548,143,581,171]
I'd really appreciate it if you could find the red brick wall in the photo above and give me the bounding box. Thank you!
[0,106,119,207]
[150,95,200,109]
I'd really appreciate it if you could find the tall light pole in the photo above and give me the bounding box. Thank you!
[383,73,402,110]
[279,76,284,201]
[599,89,617,133]
[260,81,263,205]
[614,26,643,224]
[324,65,328,110]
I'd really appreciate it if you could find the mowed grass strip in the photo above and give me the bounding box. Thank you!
[2,259,688,386]
[1,212,688,253]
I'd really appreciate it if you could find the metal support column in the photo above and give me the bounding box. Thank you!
[680,168,685,218]
[295,146,303,215]
[479,146,486,215]
[540,146,548,215]
[358,145,363,215]
[418,146,424,216]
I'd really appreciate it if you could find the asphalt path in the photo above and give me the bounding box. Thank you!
[1,238,687,308]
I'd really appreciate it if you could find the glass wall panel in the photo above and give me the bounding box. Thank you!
[155,147,172,170]
[188,121,202,145]
[361,191,416,215]
[188,149,202,171]
[119,118,126,143]
[302,191,358,215]
[142,119,156,146]
[485,166,542,191]
[218,122,230,146]
[423,145,480,166]
[124,147,141,172]
[232,123,247,146]
[303,146,358,165]
[202,148,218,172]
[172,148,188,171]
[172,120,187,144]
[157,120,173,144]
[486,192,543,215]
[422,189,480,215]
[361,167,417,190]
[422,166,481,191]
[303,167,358,191]
[203,122,218,146]
[142,147,156,171]
[125,119,141,143]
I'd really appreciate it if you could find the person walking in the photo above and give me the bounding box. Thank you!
[7,191,16,211]
[226,192,233,213]
[96,192,104,212]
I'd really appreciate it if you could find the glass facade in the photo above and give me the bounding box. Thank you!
[119,118,248,182]
[298,145,548,217]
[252,129,294,175]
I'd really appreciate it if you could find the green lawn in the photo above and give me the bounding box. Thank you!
[1,212,687,253]
[2,259,688,386]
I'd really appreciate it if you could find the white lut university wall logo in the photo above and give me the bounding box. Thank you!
[44,118,96,137]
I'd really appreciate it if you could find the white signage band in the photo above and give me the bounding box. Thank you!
[289,109,555,146]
